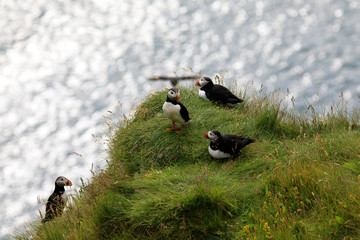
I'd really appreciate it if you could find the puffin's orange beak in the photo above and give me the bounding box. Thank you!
[66,179,72,186]
[195,79,200,86]
[176,94,180,103]
[203,132,209,138]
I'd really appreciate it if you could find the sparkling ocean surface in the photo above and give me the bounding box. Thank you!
[1,0,359,238]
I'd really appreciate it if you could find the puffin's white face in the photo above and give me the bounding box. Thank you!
[55,176,72,187]
[203,130,220,141]
[167,88,180,102]
[195,77,209,88]
[207,131,218,140]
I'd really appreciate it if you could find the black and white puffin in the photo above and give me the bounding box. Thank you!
[42,176,72,223]
[195,77,243,105]
[203,130,255,158]
[162,87,190,133]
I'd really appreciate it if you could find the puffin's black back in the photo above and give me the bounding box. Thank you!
[43,193,65,222]
[218,134,255,154]
[206,85,243,104]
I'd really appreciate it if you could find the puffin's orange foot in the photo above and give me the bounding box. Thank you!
[166,122,176,131]
[174,126,185,133]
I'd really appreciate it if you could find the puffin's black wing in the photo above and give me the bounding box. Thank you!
[207,85,243,104]
[179,102,190,122]
[220,135,254,154]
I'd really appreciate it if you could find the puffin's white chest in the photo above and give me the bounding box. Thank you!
[163,102,185,124]
[198,90,209,100]
[208,146,231,158]
[61,192,68,204]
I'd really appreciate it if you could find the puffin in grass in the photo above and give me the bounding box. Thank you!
[203,130,255,158]
[163,87,190,133]
[42,176,72,223]
[195,77,243,106]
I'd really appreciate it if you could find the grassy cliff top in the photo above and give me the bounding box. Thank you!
[14,84,360,240]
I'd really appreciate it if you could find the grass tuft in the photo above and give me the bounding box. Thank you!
[12,83,360,240]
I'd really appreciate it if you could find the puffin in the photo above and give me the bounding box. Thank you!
[42,176,72,223]
[195,77,244,105]
[148,75,199,87]
[203,130,255,158]
[162,87,190,133]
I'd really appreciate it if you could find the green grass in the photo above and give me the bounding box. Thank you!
[12,83,360,240]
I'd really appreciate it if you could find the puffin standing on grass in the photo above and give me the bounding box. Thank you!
[203,130,255,158]
[42,176,72,223]
[195,77,243,105]
[163,87,190,133]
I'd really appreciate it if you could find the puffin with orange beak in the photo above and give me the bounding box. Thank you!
[42,176,72,223]
[203,130,255,158]
[195,77,243,106]
[162,87,190,133]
